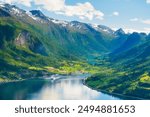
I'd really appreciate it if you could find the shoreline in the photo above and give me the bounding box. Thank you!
[0,79,25,85]
[0,71,88,85]
[1,74,146,100]
[82,79,146,100]
[0,74,147,100]
[0,73,72,85]
[0,75,53,85]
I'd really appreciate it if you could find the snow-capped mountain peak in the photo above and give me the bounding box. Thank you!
[115,28,125,35]
[30,10,46,19]
[90,24,114,34]
[0,3,26,17]
[29,10,51,23]
[0,3,121,36]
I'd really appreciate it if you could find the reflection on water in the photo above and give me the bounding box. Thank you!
[0,75,120,100]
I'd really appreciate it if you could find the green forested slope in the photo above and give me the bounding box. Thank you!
[86,40,150,99]
[0,4,116,81]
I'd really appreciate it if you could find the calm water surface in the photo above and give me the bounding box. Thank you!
[0,75,121,100]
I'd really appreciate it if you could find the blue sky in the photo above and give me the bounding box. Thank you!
[1,0,150,33]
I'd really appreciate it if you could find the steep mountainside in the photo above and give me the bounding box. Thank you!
[111,32,147,55]
[86,38,150,99]
[0,3,127,80]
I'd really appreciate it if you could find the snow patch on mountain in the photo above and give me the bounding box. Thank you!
[26,11,38,21]
[51,19,68,27]
[0,2,5,7]
[90,24,114,34]
[12,7,20,14]
[90,24,99,30]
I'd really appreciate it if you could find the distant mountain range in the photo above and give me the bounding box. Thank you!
[1,3,150,99]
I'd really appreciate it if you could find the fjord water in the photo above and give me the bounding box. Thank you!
[0,75,120,100]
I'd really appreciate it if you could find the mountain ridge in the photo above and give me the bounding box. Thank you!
[0,3,118,80]
[1,3,150,99]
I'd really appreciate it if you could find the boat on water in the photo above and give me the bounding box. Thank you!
[50,74,60,81]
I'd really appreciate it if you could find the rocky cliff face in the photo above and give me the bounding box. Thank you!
[15,31,30,47]
[14,31,47,56]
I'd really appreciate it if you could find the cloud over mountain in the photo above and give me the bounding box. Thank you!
[0,0,104,20]
[142,19,150,24]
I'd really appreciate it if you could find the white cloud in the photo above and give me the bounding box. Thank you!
[1,0,32,7]
[142,19,150,24]
[123,28,150,34]
[0,0,104,21]
[129,18,150,25]
[112,11,119,16]
[123,28,139,33]
[34,0,65,11]
[112,27,150,34]
[130,18,139,22]
[146,0,150,4]
[59,2,104,20]
[144,27,150,32]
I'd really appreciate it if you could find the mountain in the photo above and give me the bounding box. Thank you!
[111,38,150,69]
[115,28,125,35]
[90,24,114,34]
[0,3,124,80]
[1,3,150,99]
[0,3,130,58]
[111,39,150,99]
[29,10,48,21]
[0,4,106,55]
[111,32,147,55]
[86,36,150,99]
